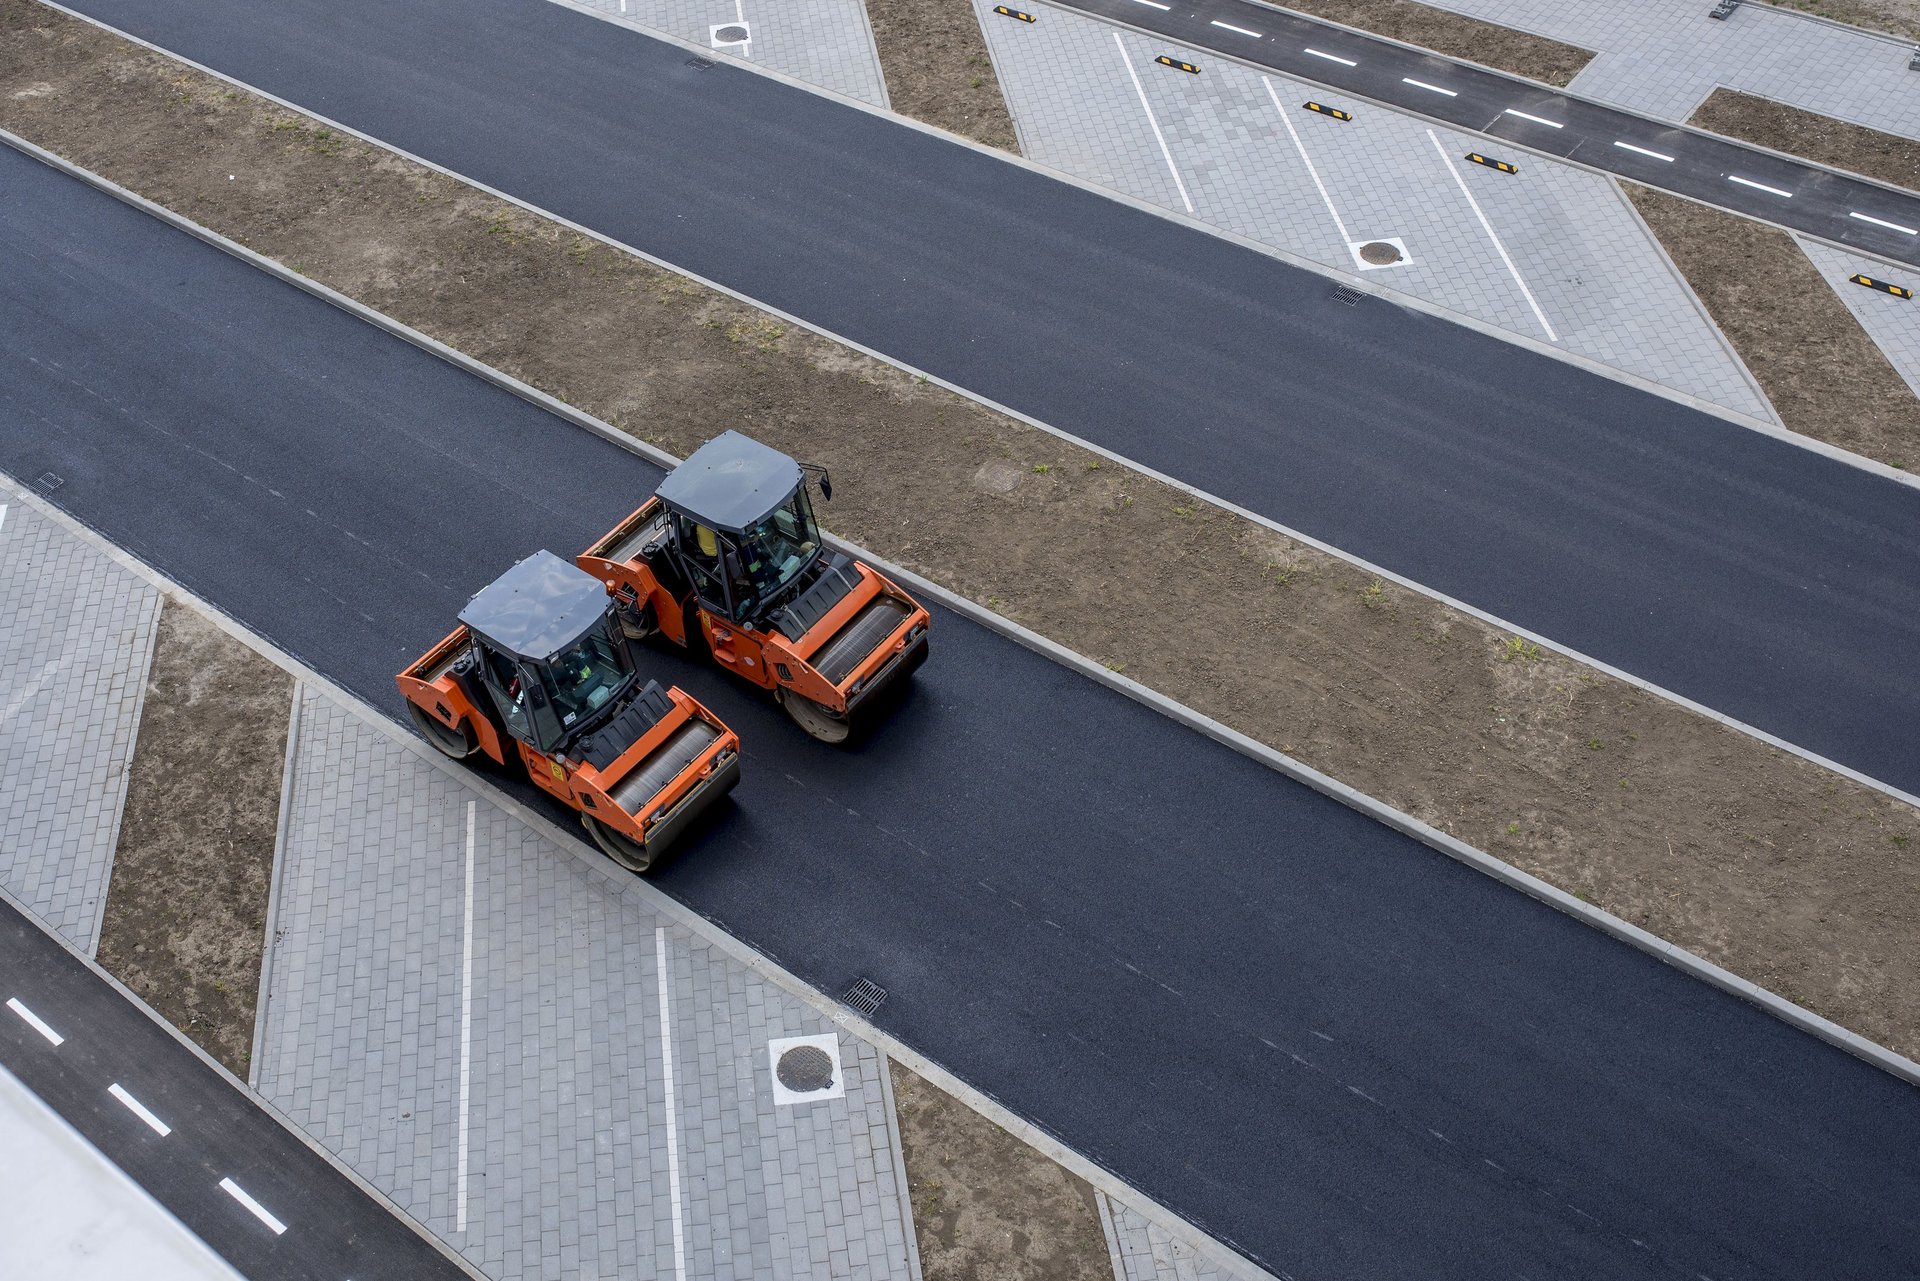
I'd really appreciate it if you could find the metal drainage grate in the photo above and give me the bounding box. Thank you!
[36,472,64,491]
[687,55,715,70]
[776,1045,836,1093]
[843,977,887,1017]
[1332,285,1363,306]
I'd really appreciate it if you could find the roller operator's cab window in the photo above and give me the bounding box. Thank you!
[673,489,822,623]
[479,617,635,754]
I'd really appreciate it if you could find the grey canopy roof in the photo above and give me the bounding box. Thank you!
[458,550,610,661]
[655,431,802,535]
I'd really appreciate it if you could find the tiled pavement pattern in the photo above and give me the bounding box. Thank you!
[1421,0,1920,138]
[0,498,159,954]
[975,1,1776,421]
[558,0,890,108]
[1795,234,1920,403]
[1099,1192,1261,1281]
[256,689,917,1280]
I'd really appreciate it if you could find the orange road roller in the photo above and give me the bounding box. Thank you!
[397,550,740,872]
[578,432,930,742]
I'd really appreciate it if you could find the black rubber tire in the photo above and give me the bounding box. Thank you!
[776,687,852,744]
[584,815,654,874]
[407,699,478,760]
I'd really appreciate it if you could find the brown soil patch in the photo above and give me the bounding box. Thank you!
[1626,183,1920,470]
[1762,0,1920,40]
[868,0,1018,151]
[4,0,1918,1060]
[1693,88,1920,195]
[1277,0,1592,86]
[890,1060,1111,1279]
[95,601,293,1077]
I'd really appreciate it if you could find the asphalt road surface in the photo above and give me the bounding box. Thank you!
[44,0,1920,798]
[0,896,470,1281]
[6,141,1919,1281]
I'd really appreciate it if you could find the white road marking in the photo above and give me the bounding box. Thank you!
[1612,140,1675,162]
[455,800,475,1235]
[218,1178,286,1235]
[1851,210,1920,235]
[1402,77,1456,97]
[1210,19,1262,36]
[1503,108,1562,129]
[1265,77,1350,245]
[1115,33,1195,214]
[1428,130,1559,343]
[7,998,63,1046]
[1304,47,1356,67]
[655,928,687,1280]
[108,1084,171,1136]
[1129,0,1171,8]
[1729,174,1793,198]
[0,503,8,534]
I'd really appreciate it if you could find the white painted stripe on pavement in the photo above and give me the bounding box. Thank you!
[1115,33,1194,215]
[108,1084,172,1136]
[0,504,8,534]
[1503,108,1562,129]
[218,1178,286,1235]
[1266,77,1351,246]
[1210,19,1261,36]
[1128,0,1171,9]
[1304,47,1356,66]
[1402,78,1456,97]
[455,799,475,1235]
[1850,210,1918,235]
[7,997,63,1046]
[1729,174,1793,198]
[1612,140,1675,162]
[1429,130,1558,344]
[655,928,687,1280]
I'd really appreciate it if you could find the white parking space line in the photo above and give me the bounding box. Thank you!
[108,1083,172,1136]
[1729,174,1793,198]
[1851,211,1920,235]
[1428,130,1559,344]
[1613,140,1675,162]
[655,928,687,1280]
[1264,77,1351,246]
[1402,78,1456,97]
[1115,33,1195,214]
[7,997,64,1046]
[218,1178,286,1235]
[455,799,476,1235]
[1210,19,1262,37]
[1503,108,1563,129]
[0,504,8,534]
[1304,47,1356,67]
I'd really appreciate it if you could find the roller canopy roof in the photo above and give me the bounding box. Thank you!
[458,550,610,661]
[655,431,803,534]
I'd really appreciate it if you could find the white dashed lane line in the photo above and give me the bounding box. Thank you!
[1303,47,1356,67]
[1502,108,1562,129]
[1210,19,1261,37]
[219,1177,288,1235]
[1613,140,1675,162]
[1729,174,1793,198]
[7,996,64,1046]
[1129,0,1171,9]
[1849,211,1917,235]
[1402,78,1456,97]
[108,1082,173,1136]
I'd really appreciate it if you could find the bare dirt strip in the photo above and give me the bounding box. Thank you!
[1693,88,1920,197]
[3,0,1914,1074]
[869,0,1020,151]
[1762,0,1920,41]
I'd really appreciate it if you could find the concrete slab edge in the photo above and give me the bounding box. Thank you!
[85,587,164,958]
[246,683,303,1092]
[871,1050,927,1281]
[0,876,491,1281]
[1095,1189,1128,1281]
[12,121,1915,816]
[35,0,1920,488]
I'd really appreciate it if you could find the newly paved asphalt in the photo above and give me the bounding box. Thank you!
[48,0,1920,797]
[1064,0,1920,264]
[8,142,1920,1281]
[0,895,469,1280]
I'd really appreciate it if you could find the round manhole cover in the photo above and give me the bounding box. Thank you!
[714,23,749,42]
[777,1046,836,1093]
[1358,240,1402,265]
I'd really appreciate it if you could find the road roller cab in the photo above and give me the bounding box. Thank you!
[578,432,930,742]
[395,551,740,873]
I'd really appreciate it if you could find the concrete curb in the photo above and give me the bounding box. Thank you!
[871,1050,927,1281]
[85,580,163,958]
[5,131,1917,1093]
[0,877,491,1281]
[247,683,303,1091]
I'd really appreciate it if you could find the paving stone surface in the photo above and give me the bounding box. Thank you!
[1415,0,1920,139]
[976,1,1776,421]
[256,689,917,1280]
[1795,234,1920,401]
[1099,1191,1263,1281]
[558,0,890,107]
[0,497,159,954]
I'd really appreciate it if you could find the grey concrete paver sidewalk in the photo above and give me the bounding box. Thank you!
[0,499,159,954]
[256,688,916,1280]
[1795,234,1920,400]
[1415,0,1920,139]
[1099,1191,1264,1281]
[975,0,1776,422]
